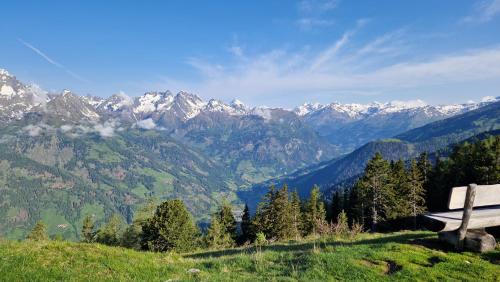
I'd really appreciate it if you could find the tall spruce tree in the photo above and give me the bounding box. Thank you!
[356,152,393,232]
[81,215,95,243]
[141,199,198,252]
[330,190,342,223]
[389,159,409,219]
[253,185,294,240]
[240,203,253,243]
[206,215,234,249]
[290,190,302,240]
[218,203,237,241]
[253,185,276,237]
[472,136,500,184]
[303,185,326,236]
[272,185,294,240]
[417,152,432,184]
[406,160,426,229]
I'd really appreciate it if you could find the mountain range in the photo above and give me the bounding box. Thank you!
[250,100,500,203]
[0,67,498,239]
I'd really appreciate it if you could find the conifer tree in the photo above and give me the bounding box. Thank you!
[303,185,326,236]
[239,203,253,243]
[253,185,294,240]
[389,159,409,219]
[356,152,393,232]
[218,203,237,241]
[253,185,276,237]
[141,199,198,252]
[272,185,294,240]
[96,213,124,246]
[81,215,95,243]
[426,156,450,212]
[290,190,302,240]
[26,221,49,241]
[206,216,234,249]
[416,152,432,184]
[330,190,342,223]
[406,160,426,229]
[472,136,500,184]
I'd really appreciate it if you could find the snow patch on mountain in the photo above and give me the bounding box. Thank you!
[133,91,174,113]
[0,85,15,96]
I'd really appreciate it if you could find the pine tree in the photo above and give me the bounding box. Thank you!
[81,215,95,243]
[26,221,49,241]
[206,215,234,249]
[356,152,393,232]
[330,190,342,223]
[218,203,237,241]
[253,185,276,237]
[303,185,326,236]
[472,136,500,184]
[253,185,294,240]
[141,199,198,252]
[335,210,349,237]
[96,213,124,246]
[389,159,409,219]
[272,185,294,240]
[239,203,253,243]
[406,160,426,229]
[290,190,302,240]
[416,152,432,184]
[426,156,450,212]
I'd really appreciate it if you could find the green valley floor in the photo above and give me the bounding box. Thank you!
[0,231,499,281]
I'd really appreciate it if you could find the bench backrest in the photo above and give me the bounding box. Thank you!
[448,184,500,210]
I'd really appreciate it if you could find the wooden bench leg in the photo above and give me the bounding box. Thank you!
[439,229,496,253]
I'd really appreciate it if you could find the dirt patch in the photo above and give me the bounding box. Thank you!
[359,259,378,268]
[359,259,402,275]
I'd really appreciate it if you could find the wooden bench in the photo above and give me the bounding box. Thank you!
[424,183,500,252]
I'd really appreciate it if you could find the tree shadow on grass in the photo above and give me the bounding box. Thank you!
[482,251,500,265]
[185,233,435,259]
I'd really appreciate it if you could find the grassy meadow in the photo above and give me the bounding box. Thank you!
[1,231,499,281]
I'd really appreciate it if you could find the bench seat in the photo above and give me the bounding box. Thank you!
[424,206,500,232]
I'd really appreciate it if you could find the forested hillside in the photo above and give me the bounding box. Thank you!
[0,125,238,240]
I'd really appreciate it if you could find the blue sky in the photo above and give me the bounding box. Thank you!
[1,0,499,107]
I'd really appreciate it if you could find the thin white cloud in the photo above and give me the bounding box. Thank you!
[177,33,500,107]
[296,18,335,30]
[18,38,90,83]
[135,118,156,130]
[298,0,339,14]
[116,91,134,106]
[310,19,368,71]
[297,0,339,31]
[310,31,351,71]
[463,0,500,23]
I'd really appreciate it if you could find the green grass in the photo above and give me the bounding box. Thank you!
[0,231,499,281]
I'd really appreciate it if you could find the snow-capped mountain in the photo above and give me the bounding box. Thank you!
[0,69,49,120]
[0,67,497,155]
[295,98,498,152]
[46,90,100,122]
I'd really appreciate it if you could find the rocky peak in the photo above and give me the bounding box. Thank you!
[133,91,174,113]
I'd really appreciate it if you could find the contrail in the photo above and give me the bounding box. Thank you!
[18,38,90,83]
